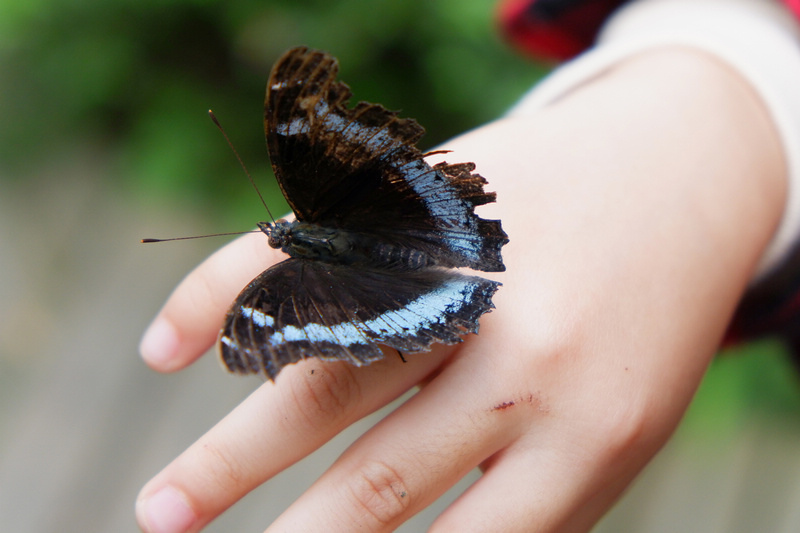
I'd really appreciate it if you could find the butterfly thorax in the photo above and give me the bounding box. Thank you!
[259,220,436,271]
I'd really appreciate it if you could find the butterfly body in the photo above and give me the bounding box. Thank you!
[262,220,439,271]
[219,47,508,381]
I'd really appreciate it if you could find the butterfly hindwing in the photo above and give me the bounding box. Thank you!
[265,47,508,273]
[219,258,500,381]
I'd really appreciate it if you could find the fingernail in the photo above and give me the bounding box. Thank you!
[140,318,180,369]
[137,486,196,533]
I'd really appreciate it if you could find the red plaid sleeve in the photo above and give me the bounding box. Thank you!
[499,0,800,61]
[497,0,630,60]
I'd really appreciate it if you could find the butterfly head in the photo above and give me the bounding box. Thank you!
[258,220,291,250]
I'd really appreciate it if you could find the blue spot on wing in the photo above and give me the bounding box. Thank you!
[265,275,481,347]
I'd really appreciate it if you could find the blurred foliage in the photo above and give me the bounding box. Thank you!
[0,0,547,225]
[684,342,800,441]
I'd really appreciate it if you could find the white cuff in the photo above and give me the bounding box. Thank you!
[508,0,800,278]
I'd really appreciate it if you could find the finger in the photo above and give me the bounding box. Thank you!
[264,334,534,533]
[140,231,282,372]
[136,344,449,533]
[429,433,643,533]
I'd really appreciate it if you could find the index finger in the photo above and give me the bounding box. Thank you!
[139,231,284,372]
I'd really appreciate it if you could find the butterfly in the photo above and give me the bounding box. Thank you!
[218,46,508,381]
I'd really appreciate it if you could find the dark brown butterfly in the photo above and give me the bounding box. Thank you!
[218,47,508,381]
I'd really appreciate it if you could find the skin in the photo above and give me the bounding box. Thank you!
[136,47,786,533]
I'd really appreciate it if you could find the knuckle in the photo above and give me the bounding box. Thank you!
[512,315,585,378]
[600,401,651,454]
[284,362,362,431]
[196,440,247,490]
[344,460,412,528]
[585,387,664,463]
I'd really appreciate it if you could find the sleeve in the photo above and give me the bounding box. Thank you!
[504,0,800,361]
[498,0,629,61]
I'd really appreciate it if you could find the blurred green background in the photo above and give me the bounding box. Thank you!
[0,0,547,228]
[2,0,800,531]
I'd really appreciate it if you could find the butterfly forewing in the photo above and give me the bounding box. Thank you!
[264,47,508,273]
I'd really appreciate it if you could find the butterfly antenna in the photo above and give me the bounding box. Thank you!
[208,110,277,223]
[141,230,261,243]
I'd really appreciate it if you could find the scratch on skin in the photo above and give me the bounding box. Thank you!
[491,400,516,412]
[491,392,549,414]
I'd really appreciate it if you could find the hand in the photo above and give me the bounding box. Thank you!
[136,48,785,533]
